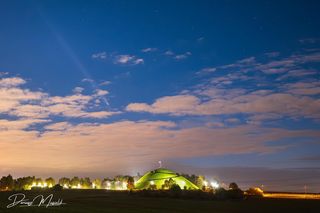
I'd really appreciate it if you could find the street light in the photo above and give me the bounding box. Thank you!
[210,181,219,189]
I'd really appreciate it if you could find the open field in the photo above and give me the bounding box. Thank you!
[0,190,319,213]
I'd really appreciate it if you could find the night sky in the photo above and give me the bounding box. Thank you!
[1,0,320,192]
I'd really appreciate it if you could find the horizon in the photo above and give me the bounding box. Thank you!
[1,0,320,193]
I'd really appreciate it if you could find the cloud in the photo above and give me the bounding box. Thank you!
[91,51,145,65]
[197,37,205,42]
[91,51,107,59]
[299,38,320,44]
[72,87,84,93]
[276,69,317,81]
[115,55,144,65]
[1,120,319,176]
[196,67,216,75]
[81,78,94,83]
[265,52,280,57]
[94,89,109,96]
[0,118,49,130]
[174,51,192,60]
[216,51,320,75]
[127,95,200,115]
[164,50,174,55]
[163,50,192,60]
[99,81,111,86]
[127,87,320,119]
[141,47,157,53]
[282,81,320,95]
[0,76,118,119]
[0,77,26,87]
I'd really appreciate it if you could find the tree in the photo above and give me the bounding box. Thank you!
[229,182,239,190]
[52,184,63,191]
[45,177,55,187]
[35,178,43,186]
[127,176,134,190]
[168,178,176,188]
[59,177,70,188]
[195,175,205,188]
[227,182,244,200]
[0,175,14,191]
[14,176,35,190]
[80,177,91,189]
[92,178,102,189]
[70,177,80,187]
[170,184,181,192]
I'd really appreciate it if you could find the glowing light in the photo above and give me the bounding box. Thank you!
[44,183,48,187]
[49,184,53,188]
[203,181,208,187]
[122,182,127,189]
[255,187,263,193]
[63,184,68,188]
[150,181,155,185]
[77,183,81,189]
[210,181,219,189]
[32,182,36,187]
[37,183,42,187]
[92,183,96,188]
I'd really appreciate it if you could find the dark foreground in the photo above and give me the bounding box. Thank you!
[0,190,319,213]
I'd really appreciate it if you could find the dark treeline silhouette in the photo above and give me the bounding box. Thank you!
[0,174,138,191]
[0,174,253,200]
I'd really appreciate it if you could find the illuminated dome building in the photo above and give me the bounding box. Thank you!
[134,168,199,190]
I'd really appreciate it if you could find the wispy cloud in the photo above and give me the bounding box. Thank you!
[164,50,174,55]
[141,47,157,53]
[72,87,84,93]
[115,54,144,65]
[299,38,320,44]
[196,67,216,75]
[164,50,192,60]
[174,51,192,60]
[91,51,144,66]
[91,51,107,59]
[127,49,320,121]
[99,80,111,86]
[81,78,94,83]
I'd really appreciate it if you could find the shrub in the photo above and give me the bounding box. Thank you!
[52,184,63,191]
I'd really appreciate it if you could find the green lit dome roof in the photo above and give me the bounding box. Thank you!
[134,168,199,190]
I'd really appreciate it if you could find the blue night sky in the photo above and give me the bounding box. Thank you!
[0,0,320,192]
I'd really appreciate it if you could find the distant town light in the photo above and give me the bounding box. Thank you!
[203,181,208,187]
[211,181,219,189]
[150,181,155,185]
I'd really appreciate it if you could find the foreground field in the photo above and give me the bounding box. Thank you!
[0,190,319,213]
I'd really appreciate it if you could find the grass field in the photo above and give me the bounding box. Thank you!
[0,190,319,213]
